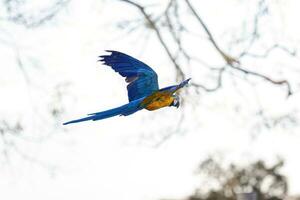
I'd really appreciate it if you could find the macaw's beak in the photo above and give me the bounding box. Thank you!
[175,101,180,109]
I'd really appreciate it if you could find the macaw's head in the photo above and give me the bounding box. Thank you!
[170,94,180,108]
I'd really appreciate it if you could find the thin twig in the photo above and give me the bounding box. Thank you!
[229,64,292,96]
[119,0,185,80]
[192,67,225,92]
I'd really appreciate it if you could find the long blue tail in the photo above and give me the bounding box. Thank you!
[63,99,144,125]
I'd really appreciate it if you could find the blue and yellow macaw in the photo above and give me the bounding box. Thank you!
[63,50,190,125]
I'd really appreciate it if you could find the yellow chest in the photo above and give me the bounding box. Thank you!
[141,92,174,111]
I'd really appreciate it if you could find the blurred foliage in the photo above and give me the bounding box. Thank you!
[2,0,70,27]
[187,157,288,200]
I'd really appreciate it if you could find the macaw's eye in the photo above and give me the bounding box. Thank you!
[171,95,180,108]
[173,98,178,105]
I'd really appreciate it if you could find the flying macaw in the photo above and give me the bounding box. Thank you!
[63,50,191,125]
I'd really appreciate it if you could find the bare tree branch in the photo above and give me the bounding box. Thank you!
[184,0,293,97]
[185,0,239,65]
[119,0,185,80]
[229,64,292,97]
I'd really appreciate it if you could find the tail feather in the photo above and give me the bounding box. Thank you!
[63,99,143,125]
[63,115,101,125]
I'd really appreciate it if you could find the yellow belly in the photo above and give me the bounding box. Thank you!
[141,91,174,111]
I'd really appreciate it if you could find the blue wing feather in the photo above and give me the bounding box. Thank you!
[99,50,159,101]
[158,78,191,93]
[63,98,144,125]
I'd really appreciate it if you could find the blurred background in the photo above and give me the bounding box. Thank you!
[0,0,300,199]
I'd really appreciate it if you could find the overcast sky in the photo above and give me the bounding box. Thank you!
[1,0,300,200]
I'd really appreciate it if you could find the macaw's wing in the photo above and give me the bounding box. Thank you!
[159,78,191,93]
[99,50,159,102]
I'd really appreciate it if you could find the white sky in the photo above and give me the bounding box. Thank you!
[1,0,300,199]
